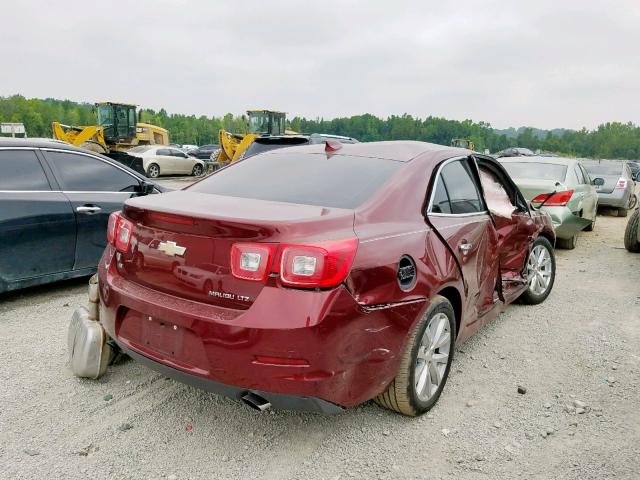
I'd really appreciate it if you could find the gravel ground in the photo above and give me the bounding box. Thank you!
[1,202,639,479]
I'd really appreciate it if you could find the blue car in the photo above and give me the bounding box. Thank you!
[0,138,166,293]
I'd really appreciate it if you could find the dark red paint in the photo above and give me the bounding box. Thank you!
[97,142,555,408]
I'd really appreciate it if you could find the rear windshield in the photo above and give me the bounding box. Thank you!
[501,162,567,181]
[188,153,402,208]
[583,163,623,176]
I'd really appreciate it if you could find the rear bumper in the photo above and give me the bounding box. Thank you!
[120,344,343,414]
[541,206,591,240]
[98,247,425,409]
[597,189,630,208]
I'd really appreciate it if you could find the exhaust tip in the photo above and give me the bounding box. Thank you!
[241,392,272,412]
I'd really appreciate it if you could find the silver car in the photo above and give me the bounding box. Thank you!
[127,145,206,179]
[499,156,599,249]
[582,161,636,217]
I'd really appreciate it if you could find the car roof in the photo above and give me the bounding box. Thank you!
[0,137,87,151]
[265,140,468,162]
[498,155,578,166]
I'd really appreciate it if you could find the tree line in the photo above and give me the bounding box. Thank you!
[1,95,639,159]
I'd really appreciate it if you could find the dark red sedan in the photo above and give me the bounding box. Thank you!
[89,141,556,416]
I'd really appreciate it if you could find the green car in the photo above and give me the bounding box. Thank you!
[498,156,599,249]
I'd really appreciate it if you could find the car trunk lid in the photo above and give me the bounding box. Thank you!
[118,191,355,309]
[590,174,619,194]
[510,178,568,202]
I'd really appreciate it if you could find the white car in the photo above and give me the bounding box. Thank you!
[127,145,206,178]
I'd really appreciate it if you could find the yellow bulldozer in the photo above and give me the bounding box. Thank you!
[216,109,293,163]
[52,101,169,155]
[451,138,476,151]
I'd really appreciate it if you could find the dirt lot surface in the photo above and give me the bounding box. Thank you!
[1,201,639,479]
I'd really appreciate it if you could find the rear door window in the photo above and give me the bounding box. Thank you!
[0,150,51,190]
[189,153,402,209]
[438,159,484,214]
[430,174,452,214]
[45,151,140,192]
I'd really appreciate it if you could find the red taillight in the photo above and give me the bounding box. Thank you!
[616,178,626,189]
[107,211,134,253]
[279,238,358,288]
[230,243,277,282]
[531,190,574,207]
[229,238,358,288]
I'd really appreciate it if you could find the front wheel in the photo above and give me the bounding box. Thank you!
[556,234,577,250]
[624,208,640,252]
[519,236,556,305]
[374,295,455,416]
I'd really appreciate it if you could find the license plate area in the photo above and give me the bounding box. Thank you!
[117,310,209,375]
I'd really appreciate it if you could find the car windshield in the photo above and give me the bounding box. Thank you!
[501,162,568,181]
[188,153,402,208]
[583,163,623,176]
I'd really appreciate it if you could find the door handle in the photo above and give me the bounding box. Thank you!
[458,242,473,254]
[76,205,102,214]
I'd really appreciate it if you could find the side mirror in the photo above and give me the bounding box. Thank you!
[592,177,605,186]
[136,180,155,195]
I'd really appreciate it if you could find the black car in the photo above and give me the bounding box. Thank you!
[627,161,640,181]
[241,134,359,159]
[0,138,166,293]
[494,147,535,158]
[188,144,220,160]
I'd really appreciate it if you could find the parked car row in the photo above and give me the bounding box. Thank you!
[498,155,637,249]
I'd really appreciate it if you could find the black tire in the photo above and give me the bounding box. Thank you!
[374,295,455,416]
[518,236,556,305]
[617,207,628,217]
[629,194,638,210]
[80,140,108,154]
[584,215,595,232]
[556,233,577,250]
[624,208,640,252]
[192,164,204,177]
[147,163,160,178]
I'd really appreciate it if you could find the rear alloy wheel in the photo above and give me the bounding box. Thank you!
[556,234,577,250]
[192,164,204,177]
[374,295,455,416]
[629,194,638,210]
[147,163,160,178]
[624,208,640,252]
[519,236,556,305]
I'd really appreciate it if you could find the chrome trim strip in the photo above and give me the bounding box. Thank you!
[360,229,431,243]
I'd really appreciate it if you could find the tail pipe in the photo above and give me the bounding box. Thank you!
[241,392,272,412]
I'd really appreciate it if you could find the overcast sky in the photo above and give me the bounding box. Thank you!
[1,0,638,130]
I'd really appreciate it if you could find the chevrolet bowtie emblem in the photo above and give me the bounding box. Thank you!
[157,240,186,257]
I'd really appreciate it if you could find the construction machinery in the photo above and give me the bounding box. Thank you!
[216,109,291,163]
[451,138,476,151]
[52,102,168,155]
